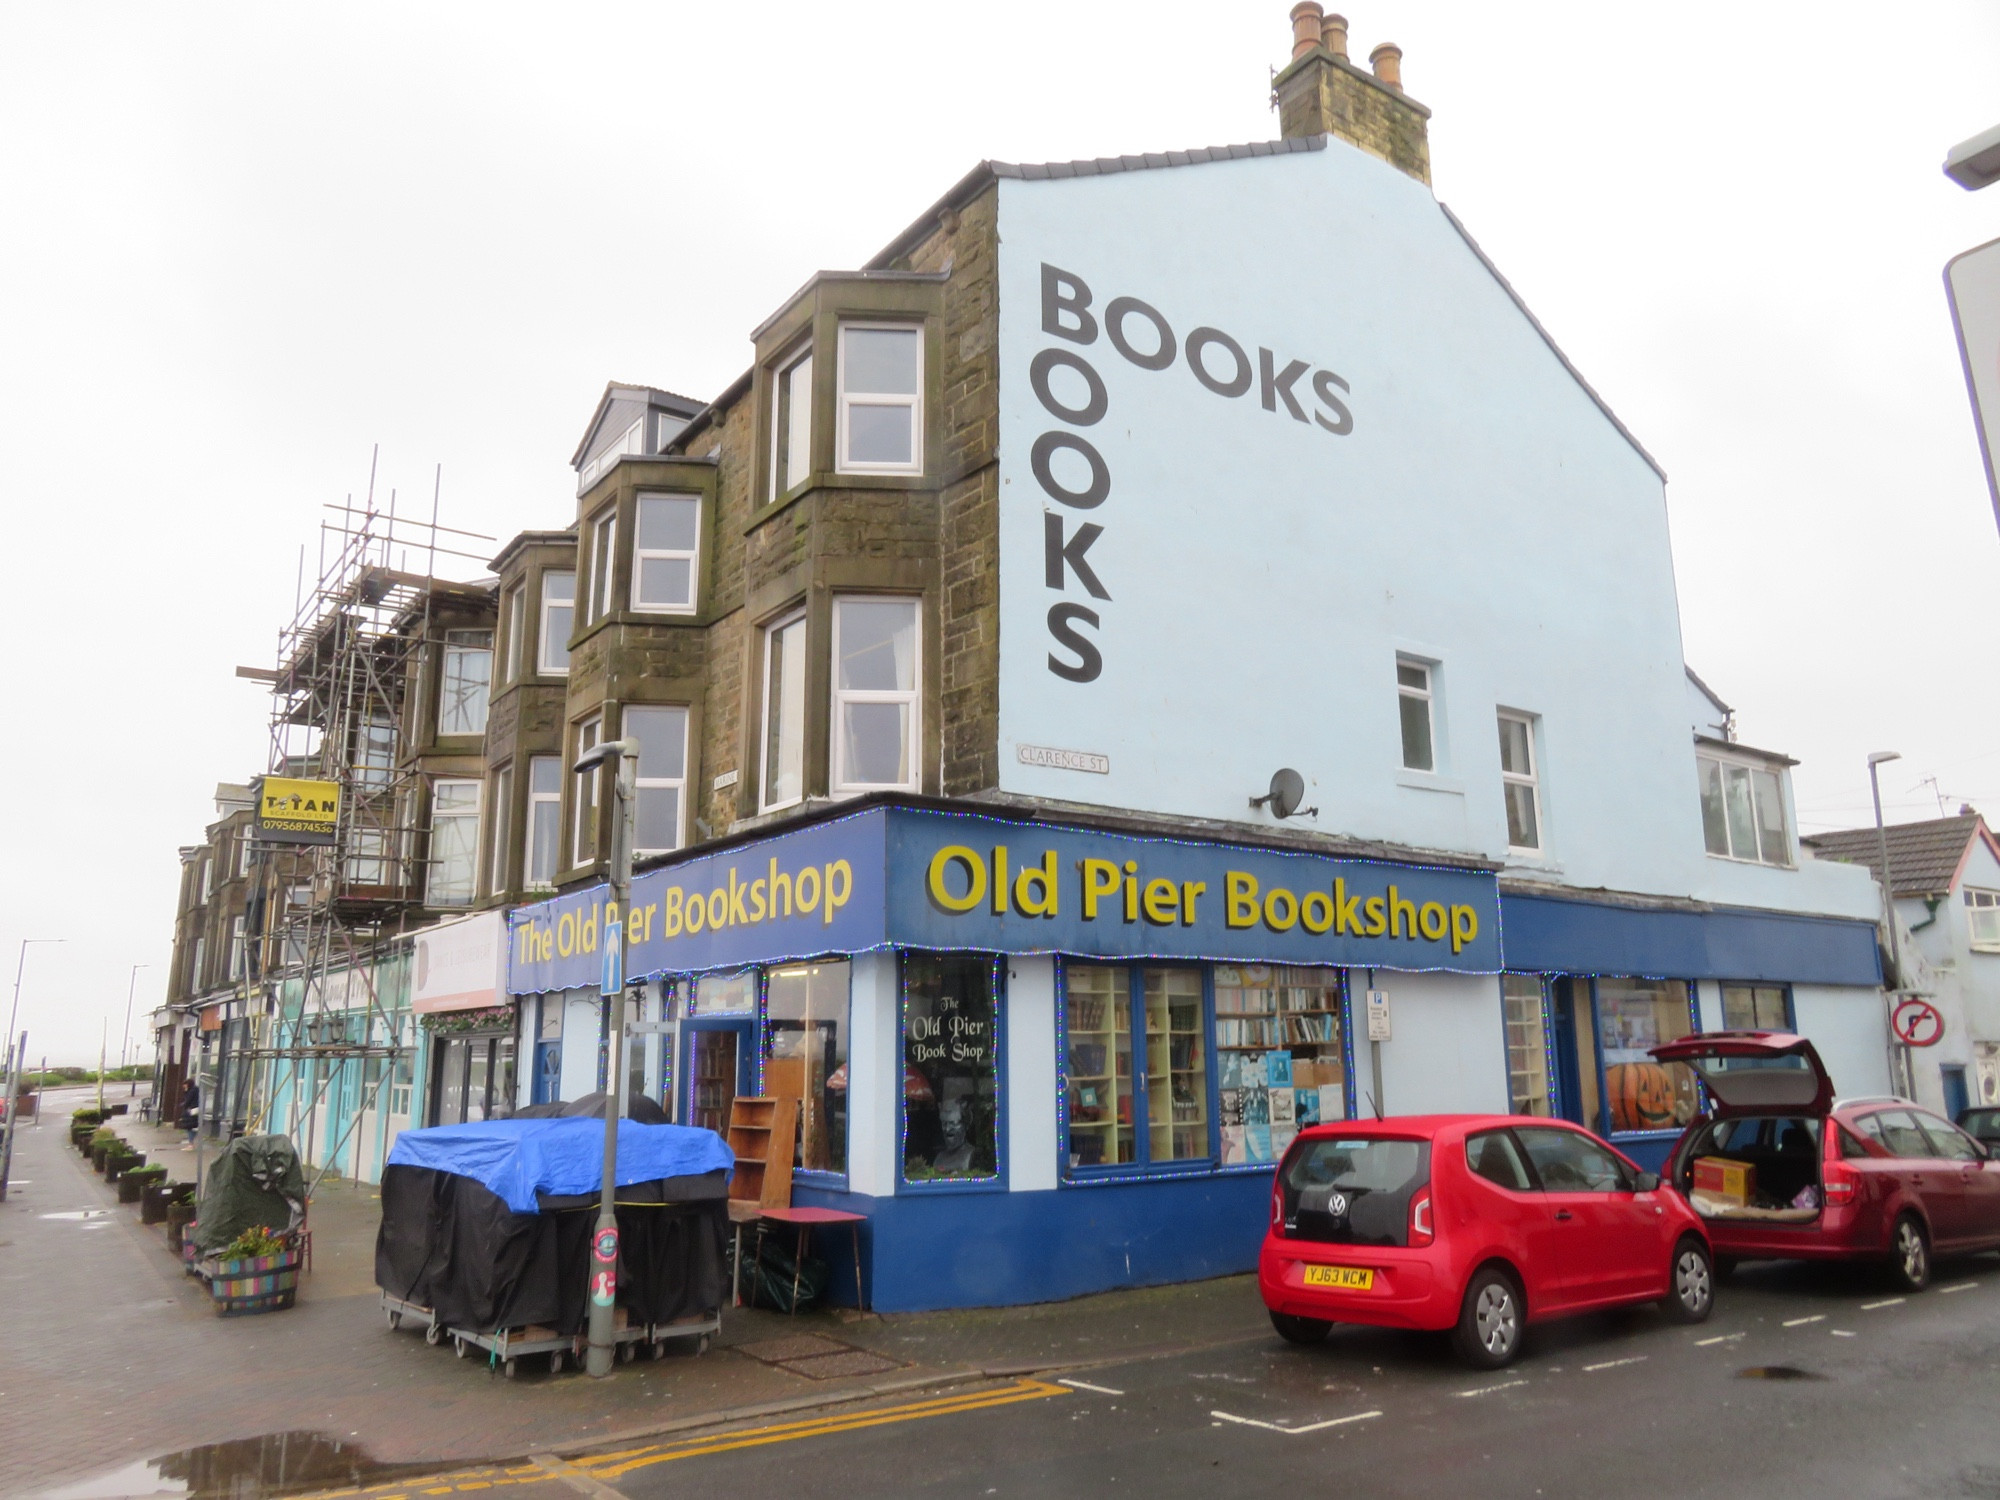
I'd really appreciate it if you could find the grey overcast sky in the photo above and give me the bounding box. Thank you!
[3,2,1997,1064]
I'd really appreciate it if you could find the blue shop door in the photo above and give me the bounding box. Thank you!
[1943,1064,1971,1123]
[533,1039,563,1105]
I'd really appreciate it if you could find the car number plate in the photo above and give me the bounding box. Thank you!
[1302,1265,1373,1290]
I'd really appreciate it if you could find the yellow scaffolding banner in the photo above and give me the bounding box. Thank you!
[258,776,341,845]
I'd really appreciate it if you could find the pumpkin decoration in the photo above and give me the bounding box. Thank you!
[1606,1061,1684,1131]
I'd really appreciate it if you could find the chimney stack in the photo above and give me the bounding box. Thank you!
[1368,42,1402,91]
[1271,6,1431,184]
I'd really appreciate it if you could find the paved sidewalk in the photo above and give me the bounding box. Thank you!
[0,1090,1270,1498]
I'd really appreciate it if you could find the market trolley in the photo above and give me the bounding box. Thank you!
[375,1113,735,1380]
[380,1290,444,1344]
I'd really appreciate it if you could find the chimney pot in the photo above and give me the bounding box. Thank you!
[1369,42,1403,90]
[1289,2,1325,60]
[1320,13,1349,59]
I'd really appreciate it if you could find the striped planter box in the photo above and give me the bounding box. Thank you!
[202,1248,302,1317]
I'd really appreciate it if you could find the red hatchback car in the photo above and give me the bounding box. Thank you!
[1258,1115,1714,1368]
[1652,1031,2000,1290]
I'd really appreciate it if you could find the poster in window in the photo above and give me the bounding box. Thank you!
[903,953,998,1181]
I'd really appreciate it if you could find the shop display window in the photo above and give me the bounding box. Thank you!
[1596,977,1699,1132]
[1064,962,1213,1173]
[1214,964,1346,1165]
[1501,974,1554,1117]
[765,960,850,1175]
[902,953,999,1183]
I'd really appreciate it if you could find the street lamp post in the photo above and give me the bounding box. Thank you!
[573,737,638,1379]
[0,938,64,1203]
[121,964,148,1096]
[1867,752,1911,1098]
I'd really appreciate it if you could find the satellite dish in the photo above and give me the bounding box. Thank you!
[1250,768,1316,820]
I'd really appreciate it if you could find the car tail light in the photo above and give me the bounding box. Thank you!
[1408,1186,1434,1247]
[1823,1160,1858,1207]
[1271,1174,1286,1234]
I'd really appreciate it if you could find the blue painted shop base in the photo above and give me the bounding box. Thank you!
[790,1173,1275,1313]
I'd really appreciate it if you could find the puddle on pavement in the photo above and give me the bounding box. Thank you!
[41,1431,439,1500]
[40,1209,112,1221]
[1735,1365,1827,1381]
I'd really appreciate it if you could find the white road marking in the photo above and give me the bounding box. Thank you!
[1831,1330,1857,1338]
[1939,1282,1980,1295]
[1581,1356,1647,1372]
[1861,1298,1905,1310]
[1210,1409,1382,1435]
[1059,1379,1125,1396]
[1695,1333,1744,1346]
[1782,1315,1825,1327]
[1455,1380,1529,1398]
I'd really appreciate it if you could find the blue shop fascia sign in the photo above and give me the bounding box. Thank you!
[506,805,1503,994]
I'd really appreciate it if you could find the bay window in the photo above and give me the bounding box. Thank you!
[487,765,511,896]
[831,595,920,795]
[769,349,813,501]
[570,716,601,867]
[836,324,921,474]
[632,493,700,613]
[761,614,806,811]
[539,572,574,675]
[589,508,617,623]
[625,705,688,857]
[438,629,492,736]
[525,755,560,887]
[428,779,480,906]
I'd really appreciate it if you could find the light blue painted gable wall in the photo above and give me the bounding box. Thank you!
[993,140,1876,925]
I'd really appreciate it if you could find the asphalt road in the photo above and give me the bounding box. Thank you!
[579,1254,2000,1500]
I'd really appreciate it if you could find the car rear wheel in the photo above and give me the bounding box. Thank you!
[1452,1267,1524,1369]
[1890,1214,1931,1292]
[1269,1310,1332,1345]
[1661,1237,1715,1324]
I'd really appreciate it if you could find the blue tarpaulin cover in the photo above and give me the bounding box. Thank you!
[386,1117,733,1214]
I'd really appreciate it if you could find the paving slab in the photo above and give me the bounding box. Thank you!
[0,1088,1271,1499]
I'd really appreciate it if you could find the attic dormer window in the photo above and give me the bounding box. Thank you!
[1697,751,1791,867]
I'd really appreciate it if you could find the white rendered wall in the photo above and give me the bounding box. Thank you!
[993,148,1880,928]
[1371,971,1509,1117]
[845,951,899,1196]
[1006,955,1058,1191]
[1792,985,1893,1101]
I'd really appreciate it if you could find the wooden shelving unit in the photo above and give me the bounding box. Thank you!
[726,1095,798,1213]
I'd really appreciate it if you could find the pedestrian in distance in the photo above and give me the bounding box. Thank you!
[178,1080,199,1149]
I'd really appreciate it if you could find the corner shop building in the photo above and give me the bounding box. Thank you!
[507,799,1880,1312]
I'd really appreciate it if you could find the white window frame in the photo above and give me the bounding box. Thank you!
[227,916,246,982]
[570,716,602,869]
[830,595,922,797]
[503,584,525,685]
[1697,752,1794,868]
[768,347,813,503]
[835,322,923,477]
[624,705,690,859]
[1966,888,2000,953]
[538,571,574,676]
[589,507,617,624]
[1396,658,1435,773]
[524,755,561,889]
[1497,710,1542,854]
[438,629,493,737]
[760,613,807,813]
[487,765,512,897]
[235,832,254,880]
[200,855,214,902]
[631,492,700,615]
[428,778,481,908]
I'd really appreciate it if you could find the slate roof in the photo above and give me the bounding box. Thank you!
[1803,815,1992,898]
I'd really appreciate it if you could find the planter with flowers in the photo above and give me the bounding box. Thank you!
[201,1225,302,1316]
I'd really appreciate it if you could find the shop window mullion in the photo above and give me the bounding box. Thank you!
[1130,963,1152,1169]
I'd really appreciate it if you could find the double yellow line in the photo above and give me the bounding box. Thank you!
[574,1378,1071,1481]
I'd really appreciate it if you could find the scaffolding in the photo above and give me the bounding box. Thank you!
[232,454,496,1189]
